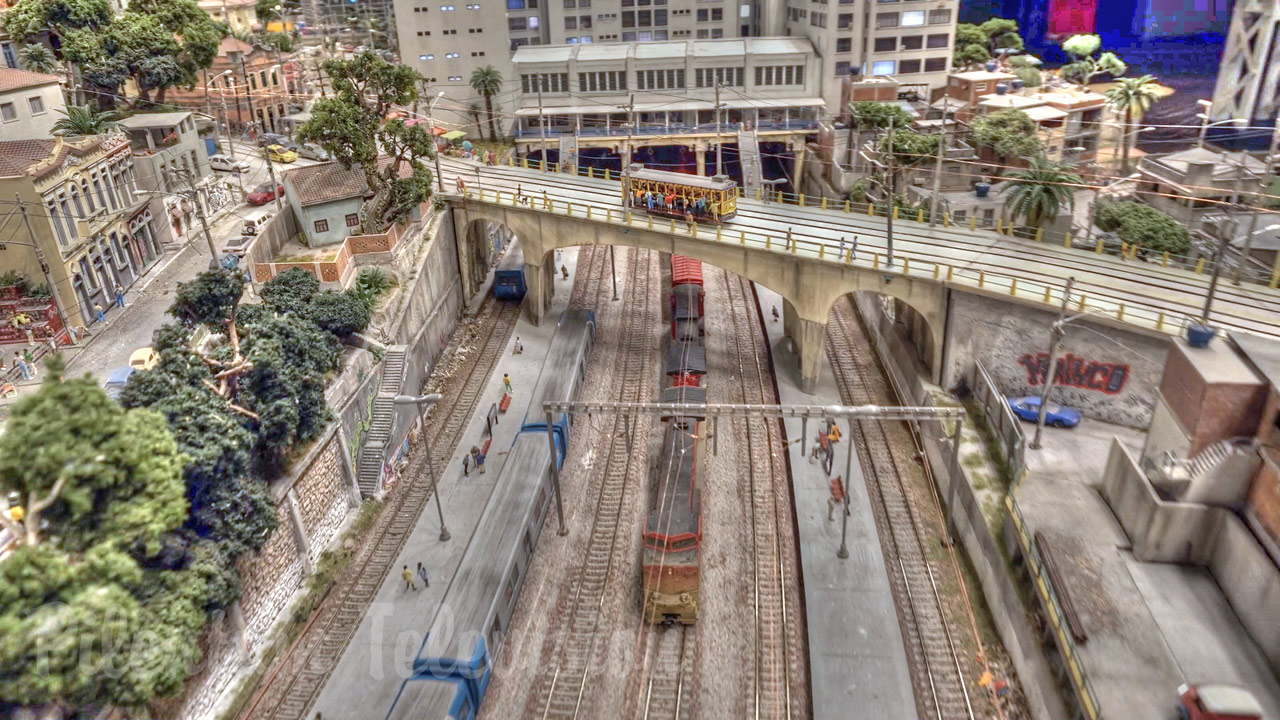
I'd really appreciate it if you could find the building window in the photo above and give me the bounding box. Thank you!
[521,73,569,92]
[636,69,684,90]
[578,70,626,91]
[507,0,524,7]
[871,60,895,75]
[875,12,897,28]
[924,57,947,72]
[529,15,539,26]
[836,37,851,52]
[901,10,924,26]
[753,65,804,86]
[509,16,527,29]
[346,213,360,227]
[809,11,825,27]
[835,61,852,76]
[899,34,921,49]
[466,3,480,7]
[695,67,743,87]
[27,96,44,115]
[440,4,455,9]
[874,37,895,52]
[314,219,329,233]
[420,54,433,60]
[448,75,463,81]
[926,33,949,48]
[928,8,950,23]
[652,9,664,24]
[445,52,460,58]
[837,12,852,28]
[45,197,67,247]
[898,59,920,73]
[0,103,14,122]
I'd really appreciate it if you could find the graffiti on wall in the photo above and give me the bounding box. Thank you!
[1017,352,1130,395]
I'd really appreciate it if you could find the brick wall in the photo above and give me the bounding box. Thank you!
[235,502,306,651]
[292,436,352,565]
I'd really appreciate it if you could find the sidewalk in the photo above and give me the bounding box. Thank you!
[754,285,916,720]
[310,246,584,719]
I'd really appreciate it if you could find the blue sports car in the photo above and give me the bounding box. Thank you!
[1008,396,1081,428]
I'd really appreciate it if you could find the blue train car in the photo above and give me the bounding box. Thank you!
[384,309,596,720]
[493,240,526,301]
[519,309,596,465]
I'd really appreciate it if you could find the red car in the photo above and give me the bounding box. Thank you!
[247,182,284,206]
[1178,684,1264,720]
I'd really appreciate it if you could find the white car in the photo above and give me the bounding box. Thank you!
[298,143,330,161]
[209,154,250,173]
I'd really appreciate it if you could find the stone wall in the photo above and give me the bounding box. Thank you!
[292,436,355,566]
[235,501,307,649]
[944,289,1171,428]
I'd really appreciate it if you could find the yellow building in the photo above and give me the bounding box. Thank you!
[199,0,260,34]
[0,133,159,328]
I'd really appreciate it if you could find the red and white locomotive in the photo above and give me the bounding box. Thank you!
[642,254,706,625]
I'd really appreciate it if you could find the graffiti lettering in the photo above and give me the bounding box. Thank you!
[1016,352,1129,395]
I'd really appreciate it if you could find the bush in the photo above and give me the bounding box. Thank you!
[261,267,320,314]
[307,290,373,337]
[1013,66,1042,87]
[1094,200,1191,255]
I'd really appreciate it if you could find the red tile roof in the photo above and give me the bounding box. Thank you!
[0,136,114,179]
[0,67,63,93]
[282,157,414,207]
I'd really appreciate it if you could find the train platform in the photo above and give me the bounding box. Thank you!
[1016,422,1280,719]
[753,285,917,720]
[310,245,586,719]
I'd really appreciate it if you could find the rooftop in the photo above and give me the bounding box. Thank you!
[0,67,63,93]
[282,157,410,206]
[951,70,1017,83]
[0,136,114,179]
[513,36,813,65]
[1231,331,1280,391]
[1145,147,1268,179]
[977,93,1045,109]
[118,112,194,129]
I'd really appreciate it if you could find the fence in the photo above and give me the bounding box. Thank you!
[462,182,1214,339]
[251,207,418,286]
[506,156,1280,290]
[970,360,1027,480]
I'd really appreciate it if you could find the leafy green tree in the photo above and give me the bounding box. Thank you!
[297,53,435,232]
[307,290,373,337]
[0,361,204,711]
[17,42,60,73]
[1060,33,1127,88]
[969,108,1045,163]
[1000,157,1083,228]
[470,65,503,142]
[50,103,122,136]
[1105,74,1161,174]
[978,17,1024,54]
[848,101,913,130]
[955,43,991,70]
[1013,65,1042,87]
[261,266,320,313]
[1095,200,1191,254]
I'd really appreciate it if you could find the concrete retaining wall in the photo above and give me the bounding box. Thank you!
[1101,440,1280,672]
[853,292,1070,720]
[943,289,1170,428]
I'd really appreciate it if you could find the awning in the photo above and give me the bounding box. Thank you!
[442,130,467,141]
[515,96,825,117]
[1022,105,1068,122]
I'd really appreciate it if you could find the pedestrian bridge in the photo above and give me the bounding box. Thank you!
[442,159,1280,393]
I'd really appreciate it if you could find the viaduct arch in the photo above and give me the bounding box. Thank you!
[450,197,948,393]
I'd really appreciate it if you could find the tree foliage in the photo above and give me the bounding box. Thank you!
[51,104,122,136]
[470,65,503,142]
[1059,33,1127,87]
[17,42,60,73]
[0,362,204,710]
[1000,157,1083,228]
[1095,200,1191,254]
[879,128,940,168]
[307,290,373,337]
[1013,65,1042,87]
[969,108,1045,161]
[1105,74,1161,174]
[848,101,913,130]
[953,18,1024,67]
[296,52,435,232]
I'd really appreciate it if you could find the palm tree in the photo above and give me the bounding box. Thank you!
[1105,74,1160,175]
[470,65,503,142]
[51,104,123,137]
[1001,157,1084,229]
[17,44,60,75]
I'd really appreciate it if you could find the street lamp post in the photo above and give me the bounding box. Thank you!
[393,393,451,541]
[426,91,445,193]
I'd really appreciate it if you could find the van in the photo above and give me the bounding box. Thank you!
[242,210,273,236]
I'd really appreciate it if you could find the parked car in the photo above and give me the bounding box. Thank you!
[1007,396,1081,428]
[298,143,330,161]
[224,234,255,255]
[265,144,298,163]
[257,132,292,147]
[1177,684,1264,720]
[208,153,250,173]
[102,366,135,400]
[247,182,284,206]
[128,347,159,371]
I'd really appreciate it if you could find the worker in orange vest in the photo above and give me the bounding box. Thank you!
[828,476,846,521]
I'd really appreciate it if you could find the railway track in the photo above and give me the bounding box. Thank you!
[825,296,977,720]
[530,247,658,720]
[722,270,800,719]
[239,296,520,720]
[640,627,691,720]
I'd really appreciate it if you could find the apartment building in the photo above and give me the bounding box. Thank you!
[167,37,293,134]
[0,68,66,141]
[784,0,957,111]
[0,134,152,327]
[199,0,260,33]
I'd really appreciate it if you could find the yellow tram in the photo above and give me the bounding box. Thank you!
[621,165,738,223]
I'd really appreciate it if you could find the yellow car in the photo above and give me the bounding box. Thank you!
[128,347,159,371]
[265,144,298,163]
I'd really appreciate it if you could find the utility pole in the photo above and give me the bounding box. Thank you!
[928,113,947,228]
[1031,277,1074,450]
[885,115,896,267]
[220,97,246,197]
[192,189,220,265]
[537,78,548,172]
[264,153,283,211]
[15,194,74,343]
[314,60,327,98]
[619,94,635,174]
[240,57,258,134]
[426,91,445,193]
[1234,123,1280,284]
[714,81,724,176]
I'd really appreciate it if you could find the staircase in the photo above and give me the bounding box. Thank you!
[1158,437,1260,503]
[356,347,408,496]
[737,128,763,194]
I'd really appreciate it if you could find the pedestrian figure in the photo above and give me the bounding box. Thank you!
[24,328,33,346]
[513,337,524,354]
[476,451,486,474]
[838,237,846,261]
[416,562,430,588]
[14,352,31,381]
[685,211,695,232]
[828,476,846,521]
[94,303,105,324]
[850,235,858,260]
[561,264,569,280]
[401,565,418,591]
[455,176,467,193]
[463,453,470,476]
[771,305,779,323]
[786,227,794,250]
[503,373,513,394]
[114,284,125,308]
